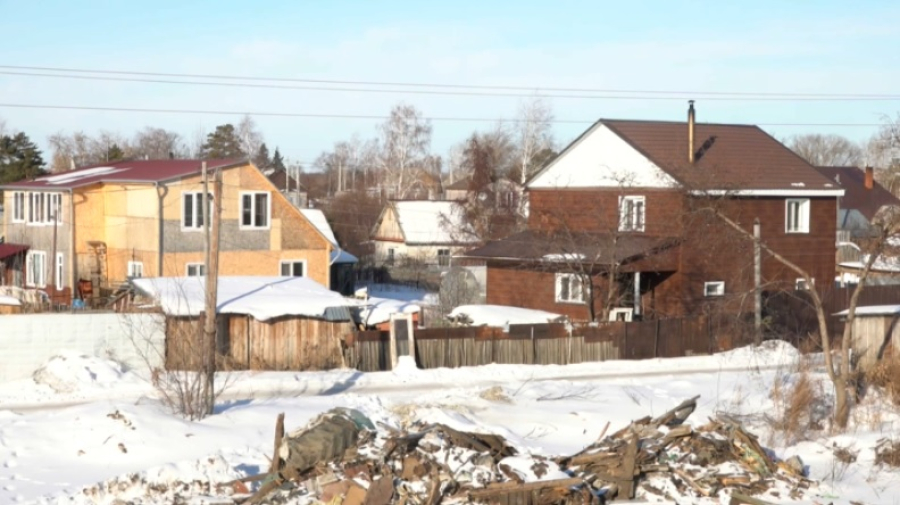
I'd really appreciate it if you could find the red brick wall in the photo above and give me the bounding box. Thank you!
[488,191,837,321]
[528,189,685,236]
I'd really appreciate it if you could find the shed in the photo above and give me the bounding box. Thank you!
[834,305,900,370]
[132,276,359,371]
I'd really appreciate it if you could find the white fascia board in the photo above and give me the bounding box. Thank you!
[690,189,845,197]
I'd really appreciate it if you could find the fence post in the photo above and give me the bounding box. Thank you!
[623,322,629,359]
[531,326,536,364]
[388,313,398,369]
[406,313,415,363]
[654,318,660,358]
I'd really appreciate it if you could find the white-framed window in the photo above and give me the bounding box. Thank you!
[704,281,725,297]
[786,198,810,233]
[618,195,646,232]
[26,192,62,225]
[182,192,212,230]
[280,260,306,277]
[127,261,144,278]
[437,249,451,267]
[11,191,25,222]
[186,263,206,277]
[26,250,47,288]
[555,273,585,304]
[795,278,814,290]
[55,252,64,290]
[240,191,270,229]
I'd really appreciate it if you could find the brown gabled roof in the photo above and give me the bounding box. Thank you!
[0,159,243,190]
[457,230,679,267]
[601,119,839,192]
[445,177,471,191]
[267,169,305,192]
[815,166,900,220]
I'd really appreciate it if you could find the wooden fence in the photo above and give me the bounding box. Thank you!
[345,316,731,372]
[166,314,355,371]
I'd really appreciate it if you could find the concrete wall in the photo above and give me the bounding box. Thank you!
[0,312,165,382]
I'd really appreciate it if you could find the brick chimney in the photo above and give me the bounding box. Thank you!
[688,100,696,164]
[865,166,874,190]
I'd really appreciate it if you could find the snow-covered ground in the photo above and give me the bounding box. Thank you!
[1,341,899,504]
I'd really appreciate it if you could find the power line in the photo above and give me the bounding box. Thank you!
[3,70,900,102]
[0,103,887,127]
[2,64,899,99]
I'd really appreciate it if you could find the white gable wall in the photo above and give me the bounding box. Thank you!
[528,124,679,189]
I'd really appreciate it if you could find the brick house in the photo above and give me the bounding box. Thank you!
[0,159,342,304]
[458,105,842,322]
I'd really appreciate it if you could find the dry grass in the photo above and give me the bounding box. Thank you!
[768,366,827,444]
[865,360,900,406]
[875,438,900,467]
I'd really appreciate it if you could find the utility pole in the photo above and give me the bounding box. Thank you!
[753,218,762,344]
[201,161,219,416]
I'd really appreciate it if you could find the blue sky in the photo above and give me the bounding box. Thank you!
[1,0,898,167]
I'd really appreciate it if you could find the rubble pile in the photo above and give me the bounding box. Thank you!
[222,397,819,505]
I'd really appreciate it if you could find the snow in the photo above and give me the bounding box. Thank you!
[1,340,898,504]
[0,294,21,306]
[392,200,479,244]
[834,304,900,316]
[541,253,585,262]
[132,276,357,321]
[353,284,431,326]
[448,304,566,327]
[300,208,358,264]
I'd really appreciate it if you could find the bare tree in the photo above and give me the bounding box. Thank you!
[377,104,433,198]
[699,198,900,429]
[0,116,8,138]
[867,114,900,195]
[514,96,554,184]
[236,115,264,160]
[789,133,863,167]
[133,127,187,159]
[47,131,95,172]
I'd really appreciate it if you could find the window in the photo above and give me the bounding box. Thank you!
[26,250,47,287]
[127,261,144,278]
[12,192,25,222]
[25,192,62,225]
[182,192,211,230]
[56,253,64,290]
[437,249,451,267]
[704,281,725,297]
[795,278,814,290]
[186,263,206,277]
[618,196,646,232]
[555,273,585,303]
[786,198,810,233]
[241,191,270,229]
[387,248,395,266]
[280,260,305,277]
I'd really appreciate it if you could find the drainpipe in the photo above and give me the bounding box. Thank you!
[688,100,696,165]
[69,188,76,302]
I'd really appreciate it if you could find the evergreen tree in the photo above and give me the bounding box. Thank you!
[107,143,125,162]
[254,142,271,169]
[201,124,244,159]
[0,132,46,183]
[271,147,286,172]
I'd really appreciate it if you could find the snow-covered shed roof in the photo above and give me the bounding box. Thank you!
[299,208,358,264]
[388,200,478,245]
[448,305,566,327]
[834,305,900,317]
[132,276,357,321]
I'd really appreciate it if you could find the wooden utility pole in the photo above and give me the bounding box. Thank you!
[753,218,762,344]
[201,161,220,416]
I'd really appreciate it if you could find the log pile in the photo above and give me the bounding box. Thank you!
[220,398,818,505]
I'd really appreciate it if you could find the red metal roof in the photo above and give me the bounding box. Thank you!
[0,243,29,260]
[0,159,244,190]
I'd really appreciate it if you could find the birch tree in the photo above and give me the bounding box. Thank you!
[514,96,554,184]
[377,104,432,198]
[236,115,264,161]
